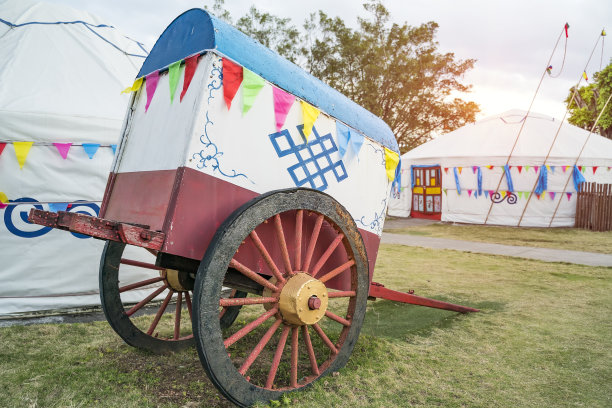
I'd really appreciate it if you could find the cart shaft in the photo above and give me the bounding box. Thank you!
[369,282,479,313]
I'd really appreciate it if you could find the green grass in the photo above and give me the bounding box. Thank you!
[1,245,610,407]
[385,222,612,254]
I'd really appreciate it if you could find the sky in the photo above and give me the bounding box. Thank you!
[47,0,611,121]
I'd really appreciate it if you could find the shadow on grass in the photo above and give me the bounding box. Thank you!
[361,297,504,340]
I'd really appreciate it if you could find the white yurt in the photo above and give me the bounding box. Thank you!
[388,110,612,226]
[0,0,149,316]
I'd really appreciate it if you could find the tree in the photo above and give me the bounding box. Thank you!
[566,62,612,140]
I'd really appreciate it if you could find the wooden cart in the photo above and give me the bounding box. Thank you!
[29,9,476,407]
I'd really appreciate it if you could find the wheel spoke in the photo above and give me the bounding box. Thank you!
[327,290,356,298]
[119,276,164,293]
[325,310,351,326]
[291,326,299,388]
[312,323,338,354]
[124,284,168,317]
[274,214,292,275]
[294,210,303,271]
[146,289,174,335]
[265,324,291,389]
[230,259,279,292]
[303,214,324,272]
[174,292,182,340]
[311,233,344,277]
[239,318,282,375]
[185,291,193,320]
[224,306,279,348]
[249,230,286,283]
[318,259,355,283]
[219,296,278,307]
[120,258,164,270]
[301,325,320,376]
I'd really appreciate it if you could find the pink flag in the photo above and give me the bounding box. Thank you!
[549,191,556,200]
[272,87,295,131]
[534,166,539,173]
[566,192,572,201]
[467,189,473,197]
[0,143,5,157]
[53,143,72,159]
[472,166,478,174]
[145,71,160,112]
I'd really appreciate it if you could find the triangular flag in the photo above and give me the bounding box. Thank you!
[384,148,400,182]
[82,143,100,159]
[48,202,69,212]
[467,189,473,197]
[486,165,493,170]
[336,122,350,157]
[458,167,463,174]
[0,143,6,157]
[488,190,494,197]
[443,188,448,195]
[501,191,507,198]
[518,191,523,199]
[546,165,551,172]
[550,165,555,173]
[350,132,364,156]
[111,144,117,155]
[536,193,541,200]
[566,192,572,201]
[168,60,182,103]
[549,192,556,200]
[582,71,588,81]
[0,191,8,209]
[534,166,539,173]
[242,68,265,115]
[444,167,448,174]
[53,143,72,160]
[13,141,33,169]
[484,190,489,198]
[472,166,478,174]
[272,87,295,131]
[180,54,199,102]
[517,166,523,174]
[222,58,243,109]
[525,192,530,199]
[121,77,143,94]
[580,166,585,173]
[525,165,530,172]
[562,166,568,173]
[144,71,160,112]
[301,101,320,140]
[593,166,598,174]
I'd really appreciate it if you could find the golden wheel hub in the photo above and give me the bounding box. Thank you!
[163,269,189,291]
[277,272,328,326]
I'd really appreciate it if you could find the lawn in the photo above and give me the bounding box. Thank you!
[0,245,610,407]
[384,222,612,254]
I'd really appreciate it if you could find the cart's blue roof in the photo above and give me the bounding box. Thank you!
[138,9,398,153]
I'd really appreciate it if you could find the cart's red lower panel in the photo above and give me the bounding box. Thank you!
[100,167,381,281]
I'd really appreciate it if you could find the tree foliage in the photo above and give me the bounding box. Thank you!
[566,62,612,140]
[206,0,479,152]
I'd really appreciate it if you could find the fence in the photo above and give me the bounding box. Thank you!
[575,182,612,231]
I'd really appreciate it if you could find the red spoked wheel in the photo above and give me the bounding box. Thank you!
[193,189,369,406]
[99,242,246,353]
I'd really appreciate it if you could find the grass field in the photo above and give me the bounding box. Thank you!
[0,245,610,407]
[384,222,612,254]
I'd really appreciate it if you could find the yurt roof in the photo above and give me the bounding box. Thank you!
[404,110,612,164]
[0,0,148,143]
[139,8,398,153]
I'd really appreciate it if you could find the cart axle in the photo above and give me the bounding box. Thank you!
[368,282,479,313]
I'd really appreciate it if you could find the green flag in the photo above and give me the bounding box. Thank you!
[242,68,265,115]
[168,61,182,103]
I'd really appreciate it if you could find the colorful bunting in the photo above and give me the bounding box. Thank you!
[454,167,461,195]
[111,144,117,155]
[525,165,530,172]
[53,143,72,159]
[48,202,69,212]
[562,166,568,173]
[565,22,569,38]
[301,101,320,140]
[272,87,295,131]
[472,166,478,174]
[580,166,585,173]
[121,77,143,94]
[534,166,539,173]
[486,165,493,170]
[549,192,556,200]
[582,71,588,81]
[457,167,463,174]
[467,189,473,197]
[0,191,8,209]
[349,132,365,156]
[593,166,598,174]
[518,191,523,199]
[144,71,160,112]
[168,61,182,103]
[82,143,100,159]
[242,68,266,115]
[336,122,350,157]
[444,167,448,174]
[484,190,489,199]
[566,192,572,201]
[180,54,199,102]
[517,166,523,174]
[13,141,33,169]
[384,148,400,182]
[0,142,6,157]
[550,165,555,173]
[222,58,243,109]
[545,165,551,172]
[501,191,507,198]
[443,188,448,195]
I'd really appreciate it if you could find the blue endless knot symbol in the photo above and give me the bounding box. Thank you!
[269,125,348,191]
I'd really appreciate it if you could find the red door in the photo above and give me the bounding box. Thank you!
[410,166,442,220]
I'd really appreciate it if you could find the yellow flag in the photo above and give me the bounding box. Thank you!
[13,141,33,169]
[301,101,320,140]
[384,147,400,182]
[121,77,143,94]
[0,191,8,208]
